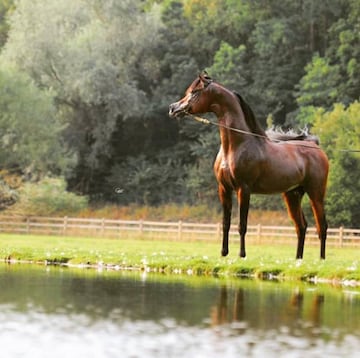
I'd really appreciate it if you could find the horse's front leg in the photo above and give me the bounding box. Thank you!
[237,188,250,258]
[219,185,232,256]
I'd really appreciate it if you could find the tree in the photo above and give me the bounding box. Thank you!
[0,0,14,48]
[2,0,359,211]
[326,0,360,104]
[312,102,360,227]
[0,64,66,174]
[1,0,162,193]
[295,0,360,113]
[296,54,341,109]
[208,42,248,90]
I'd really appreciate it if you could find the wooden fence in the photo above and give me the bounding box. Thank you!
[0,215,359,247]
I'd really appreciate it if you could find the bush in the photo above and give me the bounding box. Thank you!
[11,177,88,216]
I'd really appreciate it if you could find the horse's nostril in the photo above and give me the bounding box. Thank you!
[169,103,177,116]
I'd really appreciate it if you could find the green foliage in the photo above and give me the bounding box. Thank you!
[0,0,359,225]
[312,102,360,227]
[296,55,341,108]
[0,0,14,48]
[209,42,248,89]
[106,153,187,205]
[0,64,67,174]
[12,177,88,216]
[297,1,360,108]
[2,0,162,192]
[0,175,18,209]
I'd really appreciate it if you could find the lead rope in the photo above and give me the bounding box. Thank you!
[187,113,268,139]
[185,113,360,153]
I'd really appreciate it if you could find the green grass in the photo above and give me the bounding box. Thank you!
[0,233,359,285]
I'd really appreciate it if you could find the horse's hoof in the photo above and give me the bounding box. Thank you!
[221,249,228,257]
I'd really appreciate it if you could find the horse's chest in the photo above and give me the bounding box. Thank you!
[220,158,229,170]
[216,157,244,188]
[215,148,259,189]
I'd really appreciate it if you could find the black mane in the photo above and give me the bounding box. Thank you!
[233,91,319,144]
[233,91,267,137]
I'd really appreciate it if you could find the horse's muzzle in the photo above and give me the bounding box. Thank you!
[169,102,188,118]
[168,103,177,117]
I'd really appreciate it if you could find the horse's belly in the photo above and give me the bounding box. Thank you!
[251,169,303,194]
[252,182,300,194]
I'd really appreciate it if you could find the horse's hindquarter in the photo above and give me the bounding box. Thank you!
[251,141,328,194]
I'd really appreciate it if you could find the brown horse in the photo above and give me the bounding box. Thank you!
[169,72,329,259]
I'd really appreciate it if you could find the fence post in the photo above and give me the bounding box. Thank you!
[63,216,68,235]
[178,220,182,240]
[257,223,262,244]
[26,217,30,234]
[139,220,144,234]
[101,218,105,236]
[339,226,344,247]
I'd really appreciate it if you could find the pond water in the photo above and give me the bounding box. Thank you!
[0,264,359,357]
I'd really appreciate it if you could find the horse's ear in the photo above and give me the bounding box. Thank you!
[199,70,213,87]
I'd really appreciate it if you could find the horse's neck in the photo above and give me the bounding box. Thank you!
[217,109,251,152]
[214,87,251,132]
[211,84,254,152]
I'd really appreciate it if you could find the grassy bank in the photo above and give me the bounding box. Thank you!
[0,233,359,285]
[76,204,291,225]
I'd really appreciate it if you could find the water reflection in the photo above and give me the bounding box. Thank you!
[0,264,359,357]
[211,283,360,329]
[211,285,326,327]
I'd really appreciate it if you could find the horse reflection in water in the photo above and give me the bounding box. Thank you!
[210,286,325,328]
[169,72,329,259]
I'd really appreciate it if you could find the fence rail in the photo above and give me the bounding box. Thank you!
[0,215,359,247]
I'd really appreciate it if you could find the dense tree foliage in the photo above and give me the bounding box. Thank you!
[0,0,359,225]
[312,102,360,227]
[0,65,66,174]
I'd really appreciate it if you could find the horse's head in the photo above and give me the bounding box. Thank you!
[169,72,213,117]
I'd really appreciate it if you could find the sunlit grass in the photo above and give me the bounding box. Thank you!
[0,233,359,284]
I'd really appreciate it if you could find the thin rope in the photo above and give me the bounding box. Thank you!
[186,113,360,153]
[188,114,268,139]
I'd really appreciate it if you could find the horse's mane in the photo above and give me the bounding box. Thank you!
[233,91,267,137]
[233,91,319,144]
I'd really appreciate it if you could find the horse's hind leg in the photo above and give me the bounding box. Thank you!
[283,188,307,259]
[237,187,250,258]
[219,184,232,256]
[308,195,328,260]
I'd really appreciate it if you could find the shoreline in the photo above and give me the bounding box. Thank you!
[3,257,360,289]
[1,233,359,289]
